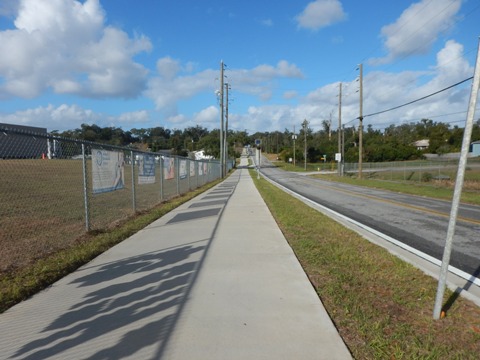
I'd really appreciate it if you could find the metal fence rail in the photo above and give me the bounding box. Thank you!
[0,126,229,273]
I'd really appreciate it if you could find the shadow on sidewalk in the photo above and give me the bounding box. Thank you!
[12,174,241,359]
[13,244,206,359]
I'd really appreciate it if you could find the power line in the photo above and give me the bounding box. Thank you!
[363,76,473,119]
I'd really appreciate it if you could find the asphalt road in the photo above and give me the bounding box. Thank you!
[258,158,480,278]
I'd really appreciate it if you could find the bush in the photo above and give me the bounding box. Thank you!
[421,172,433,182]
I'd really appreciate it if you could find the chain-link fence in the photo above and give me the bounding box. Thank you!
[0,125,230,273]
[343,158,480,182]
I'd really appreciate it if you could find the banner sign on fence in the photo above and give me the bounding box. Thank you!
[138,154,155,185]
[92,149,125,194]
[164,156,175,180]
[198,162,203,176]
[190,161,195,177]
[180,160,187,179]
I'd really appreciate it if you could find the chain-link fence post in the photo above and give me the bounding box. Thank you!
[159,156,164,201]
[82,144,90,231]
[187,159,191,191]
[176,157,180,196]
[131,150,136,213]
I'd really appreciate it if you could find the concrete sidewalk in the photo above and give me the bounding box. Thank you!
[0,156,351,359]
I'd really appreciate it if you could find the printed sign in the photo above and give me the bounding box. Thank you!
[92,149,125,194]
[138,154,156,185]
[179,160,187,179]
[164,156,175,180]
[190,161,195,177]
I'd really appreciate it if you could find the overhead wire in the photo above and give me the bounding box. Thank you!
[363,76,473,118]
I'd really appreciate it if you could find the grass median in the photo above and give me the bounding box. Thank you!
[250,169,480,359]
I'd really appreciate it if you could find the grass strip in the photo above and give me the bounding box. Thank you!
[251,170,480,359]
[0,179,222,313]
[311,174,480,205]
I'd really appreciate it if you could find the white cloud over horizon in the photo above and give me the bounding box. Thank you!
[145,58,304,114]
[0,39,475,134]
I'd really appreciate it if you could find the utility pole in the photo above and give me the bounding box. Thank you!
[358,63,363,179]
[224,82,230,174]
[219,61,225,177]
[302,119,308,170]
[292,125,297,167]
[342,125,345,173]
[338,82,342,176]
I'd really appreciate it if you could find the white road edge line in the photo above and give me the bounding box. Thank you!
[261,172,480,289]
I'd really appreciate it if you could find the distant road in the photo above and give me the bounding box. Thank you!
[257,157,480,278]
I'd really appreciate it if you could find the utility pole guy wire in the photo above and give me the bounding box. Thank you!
[433,39,480,320]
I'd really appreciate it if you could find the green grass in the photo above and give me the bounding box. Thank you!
[0,177,222,313]
[251,169,480,359]
[312,173,480,205]
[0,159,210,273]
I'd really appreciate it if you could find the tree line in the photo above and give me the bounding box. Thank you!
[54,118,480,163]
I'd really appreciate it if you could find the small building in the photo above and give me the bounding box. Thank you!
[0,123,48,159]
[192,149,214,160]
[413,139,429,151]
[470,140,480,156]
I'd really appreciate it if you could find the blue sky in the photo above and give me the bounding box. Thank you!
[0,0,479,134]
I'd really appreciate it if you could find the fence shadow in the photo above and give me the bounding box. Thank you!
[13,244,207,360]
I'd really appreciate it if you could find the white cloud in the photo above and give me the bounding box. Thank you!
[295,0,346,31]
[0,104,155,131]
[0,104,98,130]
[0,0,151,99]
[146,59,303,113]
[193,106,218,125]
[231,40,474,133]
[370,0,462,65]
[167,114,188,125]
[118,110,150,124]
[1,38,471,134]
[156,57,182,80]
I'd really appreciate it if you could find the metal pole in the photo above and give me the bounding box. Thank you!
[159,155,164,201]
[81,144,90,231]
[359,65,363,178]
[341,125,345,176]
[219,61,225,178]
[176,157,180,196]
[224,82,229,175]
[131,150,136,213]
[303,119,308,170]
[187,159,190,190]
[433,39,480,320]
[338,82,342,176]
[293,125,296,167]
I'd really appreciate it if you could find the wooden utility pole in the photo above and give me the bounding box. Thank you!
[302,119,308,170]
[292,125,296,167]
[338,82,342,176]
